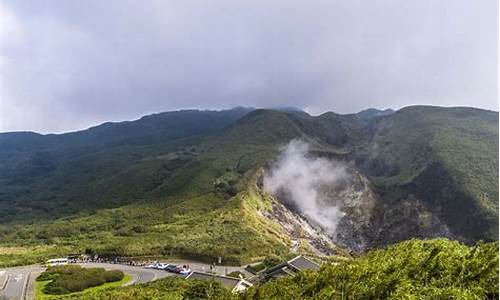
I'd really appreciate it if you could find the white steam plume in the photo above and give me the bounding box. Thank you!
[264,140,348,236]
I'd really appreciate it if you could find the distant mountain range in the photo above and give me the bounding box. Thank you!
[0,105,497,264]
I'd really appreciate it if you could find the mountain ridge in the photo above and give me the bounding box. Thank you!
[0,105,497,267]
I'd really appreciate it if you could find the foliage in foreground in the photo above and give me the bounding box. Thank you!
[64,239,498,300]
[61,277,232,300]
[244,239,499,300]
[37,265,124,295]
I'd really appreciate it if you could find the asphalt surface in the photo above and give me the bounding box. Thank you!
[0,260,244,300]
[0,265,43,300]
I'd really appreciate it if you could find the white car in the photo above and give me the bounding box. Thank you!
[157,263,170,270]
[179,268,191,275]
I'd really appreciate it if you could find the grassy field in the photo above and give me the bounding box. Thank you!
[0,245,76,268]
[35,274,131,299]
[0,172,293,267]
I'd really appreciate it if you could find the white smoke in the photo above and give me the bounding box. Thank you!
[264,140,348,236]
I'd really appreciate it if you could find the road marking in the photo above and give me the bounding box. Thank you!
[21,272,30,300]
[0,274,9,291]
[2,262,241,299]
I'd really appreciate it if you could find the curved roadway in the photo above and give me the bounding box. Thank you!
[0,260,243,300]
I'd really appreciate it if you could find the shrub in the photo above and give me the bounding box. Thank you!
[244,239,499,300]
[43,285,69,295]
[245,262,266,274]
[38,265,125,295]
[36,265,82,281]
[115,227,134,236]
[103,270,125,282]
[182,280,231,299]
[262,254,282,268]
[226,271,245,279]
[132,225,147,233]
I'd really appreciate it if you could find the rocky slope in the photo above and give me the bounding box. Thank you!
[261,106,498,252]
[0,105,497,263]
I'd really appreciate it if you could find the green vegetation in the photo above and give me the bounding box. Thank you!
[245,263,266,274]
[359,106,499,243]
[0,106,497,268]
[0,108,253,224]
[244,239,499,299]
[57,239,499,300]
[262,254,282,268]
[36,275,131,300]
[36,265,125,295]
[0,245,74,268]
[0,177,291,267]
[245,255,283,275]
[226,271,246,279]
[56,277,231,300]
[0,109,300,267]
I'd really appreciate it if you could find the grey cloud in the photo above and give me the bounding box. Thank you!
[0,0,498,133]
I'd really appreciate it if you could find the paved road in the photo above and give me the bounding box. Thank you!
[80,263,172,285]
[0,260,244,300]
[0,265,43,300]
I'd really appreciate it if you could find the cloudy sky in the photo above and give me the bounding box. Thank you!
[1,0,498,133]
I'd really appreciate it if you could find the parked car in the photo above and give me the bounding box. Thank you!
[145,262,169,270]
[179,268,191,275]
[145,263,157,269]
[165,264,181,273]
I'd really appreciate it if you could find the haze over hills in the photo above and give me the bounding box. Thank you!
[0,105,497,266]
[2,1,497,298]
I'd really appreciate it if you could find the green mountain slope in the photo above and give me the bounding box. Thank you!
[0,106,497,266]
[0,109,307,265]
[356,106,498,244]
[0,107,253,222]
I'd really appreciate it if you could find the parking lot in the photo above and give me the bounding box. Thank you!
[0,259,244,299]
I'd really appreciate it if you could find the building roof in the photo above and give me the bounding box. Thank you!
[266,266,296,278]
[186,271,247,289]
[260,255,321,282]
[287,256,320,271]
